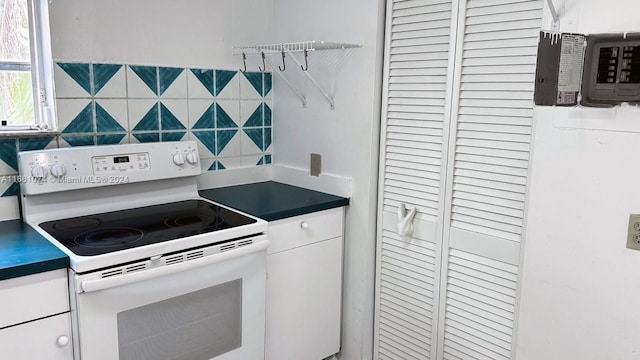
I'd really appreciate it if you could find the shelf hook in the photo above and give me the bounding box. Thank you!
[258,52,266,73]
[239,53,247,73]
[301,49,309,71]
[278,50,286,71]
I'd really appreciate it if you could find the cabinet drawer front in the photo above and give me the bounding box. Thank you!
[0,269,69,328]
[267,208,344,254]
[0,312,72,360]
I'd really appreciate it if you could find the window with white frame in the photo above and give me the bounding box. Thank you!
[0,0,55,132]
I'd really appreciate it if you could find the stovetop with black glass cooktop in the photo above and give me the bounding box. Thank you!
[39,200,257,256]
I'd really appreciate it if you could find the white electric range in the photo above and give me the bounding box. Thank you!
[18,141,268,360]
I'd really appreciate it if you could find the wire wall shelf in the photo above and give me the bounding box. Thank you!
[232,41,361,55]
[233,41,361,109]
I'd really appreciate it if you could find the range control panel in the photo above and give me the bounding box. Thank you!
[92,152,150,174]
[17,141,201,195]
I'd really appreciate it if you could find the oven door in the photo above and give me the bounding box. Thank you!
[70,236,268,360]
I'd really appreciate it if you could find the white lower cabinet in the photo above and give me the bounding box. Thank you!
[0,269,72,360]
[0,312,72,360]
[265,207,344,360]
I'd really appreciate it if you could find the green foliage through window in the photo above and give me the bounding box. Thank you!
[0,0,35,126]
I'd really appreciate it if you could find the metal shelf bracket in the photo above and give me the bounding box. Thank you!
[233,41,361,110]
[546,0,560,28]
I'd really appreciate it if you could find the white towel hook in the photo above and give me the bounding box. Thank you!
[397,204,417,237]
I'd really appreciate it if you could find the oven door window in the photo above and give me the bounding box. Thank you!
[117,279,242,360]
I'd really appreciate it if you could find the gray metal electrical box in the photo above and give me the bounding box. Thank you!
[581,33,640,107]
[534,32,640,108]
[534,32,586,107]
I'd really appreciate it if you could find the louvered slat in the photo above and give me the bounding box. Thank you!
[450,0,540,243]
[377,229,438,359]
[378,0,541,359]
[443,250,519,360]
[382,0,453,227]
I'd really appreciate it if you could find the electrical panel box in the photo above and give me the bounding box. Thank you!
[581,34,640,107]
[535,32,587,106]
[534,32,640,107]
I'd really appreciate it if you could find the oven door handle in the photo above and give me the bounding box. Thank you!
[80,240,270,293]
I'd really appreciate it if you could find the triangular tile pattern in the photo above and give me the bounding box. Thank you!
[62,103,94,133]
[264,73,272,97]
[2,182,19,197]
[216,104,237,129]
[93,64,122,95]
[257,157,265,166]
[95,103,126,132]
[18,137,54,152]
[130,66,159,95]
[191,69,214,96]
[207,162,217,171]
[160,103,186,131]
[192,104,215,130]
[244,128,263,151]
[192,130,215,156]
[244,104,262,127]
[159,67,184,96]
[132,103,159,131]
[50,62,272,172]
[243,72,263,97]
[215,70,236,96]
[216,130,237,156]
[97,134,126,145]
[264,127,272,150]
[161,132,186,142]
[57,63,91,94]
[0,139,17,171]
[133,133,160,143]
[264,103,272,126]
[62,135,95,147]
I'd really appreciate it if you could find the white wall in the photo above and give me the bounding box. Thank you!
[0,0,275,221]
[48,3,385,360]
[49,0,273,68]
[271,1,385,359]
[517,1,640,358]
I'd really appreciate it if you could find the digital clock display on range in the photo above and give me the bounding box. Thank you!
[113,156,130,164]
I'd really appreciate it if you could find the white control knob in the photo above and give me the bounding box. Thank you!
[172,153,185,166]
[186,151,199,165]
[31,166,47,179]
[50,163,66,177]
[300,221,309,230]
[57,335,69,347]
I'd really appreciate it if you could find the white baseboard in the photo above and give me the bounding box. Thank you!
[272,165,352,198]
[197,166,273,190]
[197,164,353,199]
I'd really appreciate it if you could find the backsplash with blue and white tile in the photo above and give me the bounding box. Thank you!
[0,61,273,198]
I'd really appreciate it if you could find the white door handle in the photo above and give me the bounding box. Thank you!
[80,239,269,293]
[397,203,417,237]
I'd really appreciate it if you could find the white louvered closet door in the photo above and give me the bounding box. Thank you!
[375,0,542,359]
[439,0,542,359]
[375,0,458,359]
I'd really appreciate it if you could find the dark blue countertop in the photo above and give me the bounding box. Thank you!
[0,220,69,281]
[0,181,346,280]
[199,181,349,221]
